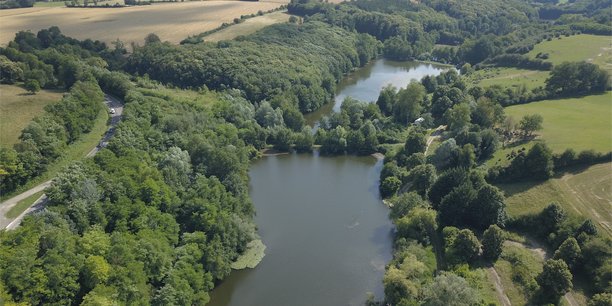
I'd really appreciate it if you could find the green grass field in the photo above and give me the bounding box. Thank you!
[0,84,64,148]
[204,11,291,42]
[504,93,612,153]
[527,34,612,73]
[469,67,549,90]
[470,34,611,91]
[499,162,612,236]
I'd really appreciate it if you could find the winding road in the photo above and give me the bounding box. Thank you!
[0,94,123,230]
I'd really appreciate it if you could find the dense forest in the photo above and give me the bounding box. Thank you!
[0,0,611,304]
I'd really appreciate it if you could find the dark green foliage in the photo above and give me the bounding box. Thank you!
[540,203,567,235]
[428,167,468,207]
[553,237,581,270]
[536,259,573,302]
[0,0,34,9]
[482,225,505,261]
[546,62,609,96]
[439,183,476,227]
[485,53,553,70]
[127,22,379,113]
[405,164,436,196]
[381,176,402,198]
[444,228,480,265]
[490,142,554,182]
[581,237,612,293]
[403,127,427,156]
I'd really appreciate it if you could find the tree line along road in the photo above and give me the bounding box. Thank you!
[0,94,123,230]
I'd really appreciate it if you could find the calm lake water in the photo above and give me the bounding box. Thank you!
[306,59,447,124]
[207,59,446,306]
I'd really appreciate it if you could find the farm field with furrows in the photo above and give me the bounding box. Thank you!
[0,0,289,46]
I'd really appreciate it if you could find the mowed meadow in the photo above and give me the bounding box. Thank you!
[0,0,289,46]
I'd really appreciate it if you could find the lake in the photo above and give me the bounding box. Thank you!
[306,59,448,124]
[207,59,446,306]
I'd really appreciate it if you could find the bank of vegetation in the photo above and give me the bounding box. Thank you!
[0,0,610,303]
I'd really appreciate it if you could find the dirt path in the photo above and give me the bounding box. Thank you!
[424,125,445,155]
[487,267,512,306]
[504,240,580,306]
[1,94,123,230]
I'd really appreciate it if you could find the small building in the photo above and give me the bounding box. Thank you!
[414,117,425,125]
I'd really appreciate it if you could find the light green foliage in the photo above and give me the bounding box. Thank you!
[24,79,41,94]
[421,272,481,306]
[231,239,266,270]
[396,207,438,244]
[82,255,111,289]
[518,114,543,137]
[389,192,428,220]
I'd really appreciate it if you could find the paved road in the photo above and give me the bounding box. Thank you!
[0,94,123,230]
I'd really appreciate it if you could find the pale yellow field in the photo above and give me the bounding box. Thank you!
[204,10,291,42]
[0,0,289,46]
[0,84,64,147]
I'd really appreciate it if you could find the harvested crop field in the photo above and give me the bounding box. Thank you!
[0,0,289,46]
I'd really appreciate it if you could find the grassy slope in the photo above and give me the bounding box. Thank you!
[204,11,291,42]
[470,34,612,90]
[494,243,543,305]
[504,93,612,153]
[498,162,612,236]
[0,84,64,147]
[527,34,612,73]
